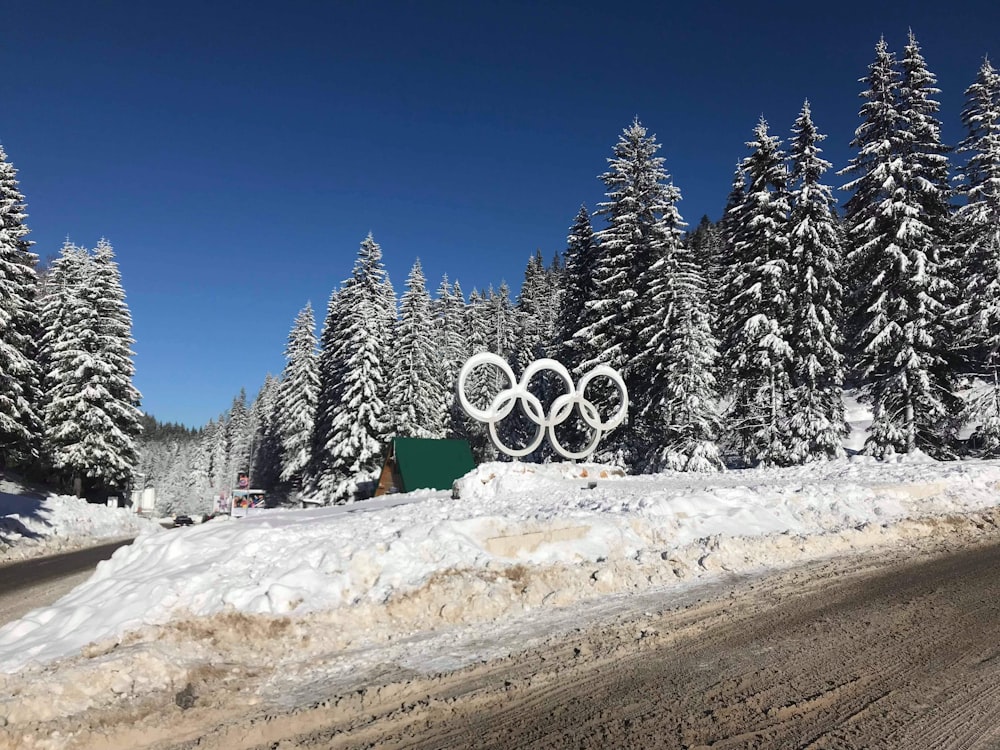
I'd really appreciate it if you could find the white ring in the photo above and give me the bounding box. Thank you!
[456,354,628,460]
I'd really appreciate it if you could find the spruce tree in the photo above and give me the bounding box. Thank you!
[954,58,1000,452]
[249,374,282,491]
[90,239,143,481]
[389,259,444,438]
[39,241,89,487]
[226,389,250,485]
[0,144,42,469]
[785,102,848,462]
[207,414,229,496]
[841,35,958,457]
[720,118,794,466]
[457,289,496,461]
[433,276,468,436]
[621,143,723,471]
[325,234,395,501]
[586,119,683,464]
[277,302,319,484]
[554,206,601,376]
[305,288,344,496]
[40,241,142,494]
[643,238,724,471]
[513,250,549,371]
[685,215,724,321]
[485,282,516,362]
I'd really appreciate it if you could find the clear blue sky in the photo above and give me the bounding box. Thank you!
[4,1,998,427]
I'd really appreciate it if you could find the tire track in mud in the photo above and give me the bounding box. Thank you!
[232,538,1000,750]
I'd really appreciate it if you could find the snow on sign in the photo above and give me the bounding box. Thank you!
[230,489,266,518]
[457,353,628,460]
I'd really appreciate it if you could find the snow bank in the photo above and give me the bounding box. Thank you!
[2,457,1000,677]
[0,477,163,563]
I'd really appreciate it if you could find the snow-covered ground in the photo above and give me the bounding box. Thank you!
[0,474,163,564]
[3,454,1000,685]
[6,395,1000,731]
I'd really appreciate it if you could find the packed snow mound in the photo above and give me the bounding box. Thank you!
[0,476,163,563]
[2,458,1000,675]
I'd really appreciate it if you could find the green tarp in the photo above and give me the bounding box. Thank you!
[388,437,476,493]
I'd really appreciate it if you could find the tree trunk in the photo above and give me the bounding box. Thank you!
[905,398,916,453]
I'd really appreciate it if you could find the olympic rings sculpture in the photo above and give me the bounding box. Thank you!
[456,353,628,460]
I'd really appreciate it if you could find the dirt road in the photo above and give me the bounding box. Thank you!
[9,527,1000,749]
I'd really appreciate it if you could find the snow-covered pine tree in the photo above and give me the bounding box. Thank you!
[642,230,724,472]
[207,414,229,496]
[40,241,141,495]
[614,144,724,472]
[483,282,540,457]
[717,165,746,290]
[714,164,747,394]
[841,35,959,458]
[433,276,469,436]
[485,283,516,362]
[721,118,794,466]
[38,241,89,487]
[546,207,606,455]
[585,119,683,465]
[0,143,42,469]
[324,234,395,502]
[226,389,250,485]
[90,239,143,482]
[249,374,282,491]
[954,57,1000,452]
[389,259,444,438]
[684,216,724,321]
[542,252,564,353]
[455,288,496,461]
[554,206,601,377]
[785,101,848,462]
[277,302,319,485]
[513,250,548,371]
[305,287,346,498]
[506,251,565,460]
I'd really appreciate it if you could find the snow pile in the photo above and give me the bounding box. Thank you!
[3,457,1000,679]
[0,476,162,563]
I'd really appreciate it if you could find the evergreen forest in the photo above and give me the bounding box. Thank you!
[4,33,998,512]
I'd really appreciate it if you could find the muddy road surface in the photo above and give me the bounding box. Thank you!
[0,539,134,626]
[177,539,1000,747]
[10,531,1000,749]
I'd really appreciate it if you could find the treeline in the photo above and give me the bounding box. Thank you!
[142,32,1000,507]
[0,144,141,500]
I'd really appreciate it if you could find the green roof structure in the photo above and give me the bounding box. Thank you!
[375,437,476,495]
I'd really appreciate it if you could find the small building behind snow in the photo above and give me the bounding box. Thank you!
[375,437,476,496]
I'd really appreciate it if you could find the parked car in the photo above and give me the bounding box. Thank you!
[173,514,194,527]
